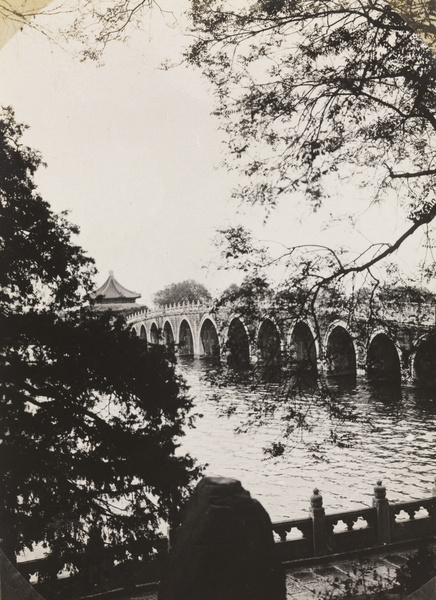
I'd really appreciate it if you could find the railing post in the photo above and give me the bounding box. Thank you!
[373,480,391,544]
[310,488,328,557]
[432,476,436,497]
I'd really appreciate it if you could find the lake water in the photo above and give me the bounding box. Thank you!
[19,355,436,566]
[177,357,436,522]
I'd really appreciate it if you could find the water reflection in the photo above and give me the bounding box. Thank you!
[178,357,436,521]
[366,380,403,404]
[326,374,357,393]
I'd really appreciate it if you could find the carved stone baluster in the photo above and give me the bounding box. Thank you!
[299,522,311,540]
[407,508,416,520]
[310,488,328,557]
[343,516,356,531]
[373,480,391,544]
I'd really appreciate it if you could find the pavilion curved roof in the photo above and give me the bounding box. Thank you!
[90,271,141,302]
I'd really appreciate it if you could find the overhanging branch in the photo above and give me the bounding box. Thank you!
[322,204,436,285]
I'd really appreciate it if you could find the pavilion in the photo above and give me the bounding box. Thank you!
[89,271,143,313]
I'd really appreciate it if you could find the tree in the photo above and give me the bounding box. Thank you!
[153,279,212,306]
[171,0,436,452]
[6,0,436,279]
[0,107,200,577]
[186,0,436,243]
[28,1,436,64]
[34,0,436,452]
[182,0,436,336]
[6,0,436,453]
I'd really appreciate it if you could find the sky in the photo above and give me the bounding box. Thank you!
[0,1,434,304]
[0,4,245,302]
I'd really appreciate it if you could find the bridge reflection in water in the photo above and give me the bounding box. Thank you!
[176,357,436,523]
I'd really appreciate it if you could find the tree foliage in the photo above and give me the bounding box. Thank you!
[180,0,436,452]
[27,0,436,65]
[186,0,436,231]
[183,0,436,366]
[6,0,436,458]
[0,108,200,574]
[0,107,94,312]
[153,279,212,306]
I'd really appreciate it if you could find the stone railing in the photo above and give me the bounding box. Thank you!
[272,481,436,563]
[352,301,436,326]
[127,307,149,322]
[128,298,436,328]
[156,301,212,317]
[375,302,435,326]
[127,301,213,323]
[17,480,436,594]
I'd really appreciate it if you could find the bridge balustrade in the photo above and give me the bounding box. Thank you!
[157,301,212,317]
[322,301,436,326]
[128,300,436,326]
[368,302,436,326]
[127,301,213,323]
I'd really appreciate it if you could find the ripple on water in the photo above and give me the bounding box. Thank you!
[178,359,436,521]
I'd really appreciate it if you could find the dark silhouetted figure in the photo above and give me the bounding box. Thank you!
[159,476,286,600]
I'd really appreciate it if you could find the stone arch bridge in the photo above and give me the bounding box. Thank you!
[127,300,436,385]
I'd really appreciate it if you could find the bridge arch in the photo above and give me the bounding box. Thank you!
[257,318,281,365]
[325,321,357,377]
[225,316,251,369]
[367,331,401,383]
[149,321,160,345]
[139,324,148,347]
[412,333,436,385]
[289,320,318,373]
[178,319,195,356]
[199,316,220,357]
[163,320,174,347]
